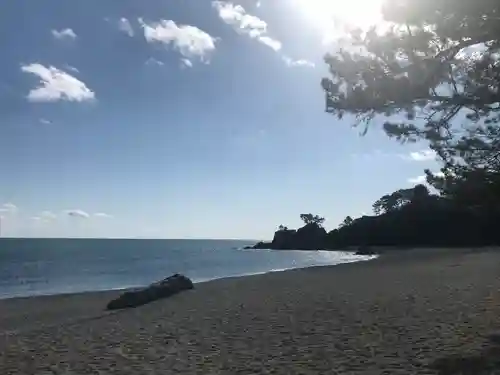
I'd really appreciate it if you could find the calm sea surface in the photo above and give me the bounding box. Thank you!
[0,238,374,299]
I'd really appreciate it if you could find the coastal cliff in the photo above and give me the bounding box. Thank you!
[251,198,499,251]
[253,223,327,250]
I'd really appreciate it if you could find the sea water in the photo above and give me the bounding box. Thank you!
[0,238,374,299]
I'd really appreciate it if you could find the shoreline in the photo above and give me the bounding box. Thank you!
[0,247,487,303]
[0,247,486,326]
[0,250,376,302]
[0,257,376,335]
[2,247,500,374]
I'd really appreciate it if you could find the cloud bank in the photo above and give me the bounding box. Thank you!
[0,203,17,214]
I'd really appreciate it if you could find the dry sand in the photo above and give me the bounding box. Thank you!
[2,248,500,374]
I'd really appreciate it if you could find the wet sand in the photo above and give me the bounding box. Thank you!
[2,248,500,374]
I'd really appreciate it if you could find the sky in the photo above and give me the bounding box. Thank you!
[0,0,441,239]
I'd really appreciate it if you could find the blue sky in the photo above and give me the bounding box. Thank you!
[0,0,439,239]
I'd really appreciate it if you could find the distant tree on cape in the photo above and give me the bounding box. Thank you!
[299,214,326,227]
[339,216,354,228]
[372,184,432,214]
[277,225,289,231]
[372,189,409,215]
[321,0,500,209]
[411,184,431,203]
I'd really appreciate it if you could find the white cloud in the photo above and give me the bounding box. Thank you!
[52,28,77,41]
[145,57,165,66]
[212,1,280,51]
[212,2,267,35]
[212,1,314,66]
[118,17,134,37]
[41,211,57,220]
[95,213,113,218]
[282,56,315,68]
[32,211,57,223]
[180,58,193,68]
[4,203,17,211]
[408,175,427,184]
[408,171,444,185]
[139,18,216,62]
[0,203,17,214]
[64,210,112,219]
[66,209,90,219]
[257,36,281,51]
[405,150,436,162]
[64,65,79,73]
[40,118,51,125]
[21,64,95,103]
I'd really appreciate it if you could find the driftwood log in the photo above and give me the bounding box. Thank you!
[106,274,194,310]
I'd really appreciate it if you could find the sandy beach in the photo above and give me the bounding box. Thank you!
[2,248,500,374]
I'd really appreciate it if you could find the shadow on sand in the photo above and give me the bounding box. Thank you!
[430,333,500,374]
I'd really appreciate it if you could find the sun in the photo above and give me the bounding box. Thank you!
[295,0,385,39]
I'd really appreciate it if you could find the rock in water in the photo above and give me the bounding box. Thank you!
[355,246,377,255]
[106,273,194,310]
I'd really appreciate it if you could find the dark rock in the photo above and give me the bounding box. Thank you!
[355,246,377,255]
[252,241,272,249]
[106,273,194,310]
[293,223,327,250]
[250,223,328,250]
[267,223,327,250]
[271,228,297,249]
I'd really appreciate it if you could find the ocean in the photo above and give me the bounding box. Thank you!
[0,238,374,299]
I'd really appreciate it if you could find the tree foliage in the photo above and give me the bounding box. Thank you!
[322,0,500,208]
[426,167,500,210]
[372,184,430,214]
[299,213,326,227]
[339,216,354,228]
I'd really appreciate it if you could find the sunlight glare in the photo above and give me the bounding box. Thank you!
[295,0,385,42]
